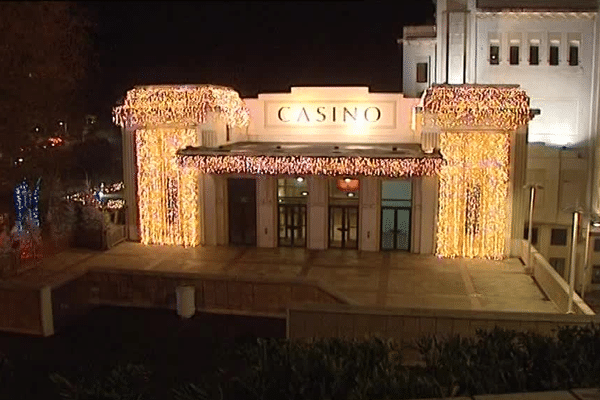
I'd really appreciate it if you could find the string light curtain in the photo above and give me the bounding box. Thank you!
[424,85,531,259]
[136,128,200,246]
[113,85,250,247]
[113,85,250,128]
[436,132,510,259]
[179,154,442,178]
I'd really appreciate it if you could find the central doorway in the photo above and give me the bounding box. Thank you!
[228,178,257,246]
[277,177,307,247]
[329,177,359,249]
[329,205,359,249]
[381,180,412,251]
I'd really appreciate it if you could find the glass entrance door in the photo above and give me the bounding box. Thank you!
[329,205,359,249]
[381,207,411,251]
[381,180,412,251]
[278,204,306,247]
[228,178,257,246]
[277,177,308,248]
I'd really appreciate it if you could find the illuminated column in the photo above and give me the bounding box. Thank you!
[201,174,218,246]
[447,11,466,84]
[201,174,227,246]
[256,176,277,248]
[215,175,228,245]
[509,127,528,256]
[359,177,380,251]
[307,176,328,250]
[420,175,439,254]
[436,0,448,84]
[122,126,139,241]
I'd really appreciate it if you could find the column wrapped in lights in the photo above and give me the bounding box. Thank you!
[436,132,510,259]
[423,85,532,260]
[136,128,200,246]
[113,85,250,128]
[113,85,250,247]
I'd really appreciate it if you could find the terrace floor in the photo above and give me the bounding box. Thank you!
[9,242,559,314]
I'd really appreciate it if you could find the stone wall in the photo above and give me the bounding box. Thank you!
[0,284,45,335]
[287,303,599,341]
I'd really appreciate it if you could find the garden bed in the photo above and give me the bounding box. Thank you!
[0,306,598,400]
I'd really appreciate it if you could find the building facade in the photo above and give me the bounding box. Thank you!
[115,84,532,261]
[401,0,600,292]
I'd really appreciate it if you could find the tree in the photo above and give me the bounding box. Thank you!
[0,2,94,158]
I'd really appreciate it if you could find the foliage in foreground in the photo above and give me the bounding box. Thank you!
[5,325,600,400]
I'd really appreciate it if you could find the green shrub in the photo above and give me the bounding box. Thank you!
[50,363,152,400]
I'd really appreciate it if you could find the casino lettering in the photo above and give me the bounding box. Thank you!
[277,105,382,123]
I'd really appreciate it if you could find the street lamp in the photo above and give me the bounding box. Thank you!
[58,121,67,137]
[524,183,543,272]
[562,205,585,314]
[580,213,599,301]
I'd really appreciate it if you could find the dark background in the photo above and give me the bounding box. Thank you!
[84,1,435,126]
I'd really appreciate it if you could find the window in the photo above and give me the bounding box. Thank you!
[549,41,560,65]
[549,258,566,276]
[569,43,579,66]
[551,228,567,246]
[529,42,539,65]
[226,125,230,142]
[594,238,600,252]
[490,44,500,65]
[416,62,428,83]
[523,226,538,246]
[509,45,519,65]
[593,265,600,284]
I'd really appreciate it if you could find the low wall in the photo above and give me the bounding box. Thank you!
[518,239,594,315]
[59,269,348,317]
[287,303,600,342]
[0,282,52,336]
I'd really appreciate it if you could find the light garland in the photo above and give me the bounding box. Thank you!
[423,85,531,130]
[136,128,200,247]
[66,182,125,210]
[113,85,250,128]
[13,179,42,260]
[178,154,442,177]
[436,131,510,260]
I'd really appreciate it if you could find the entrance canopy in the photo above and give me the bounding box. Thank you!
[177,142,442,178]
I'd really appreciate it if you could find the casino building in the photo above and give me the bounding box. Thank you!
[114,84,532,259]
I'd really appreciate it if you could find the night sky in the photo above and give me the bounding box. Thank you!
[86,1,435,126]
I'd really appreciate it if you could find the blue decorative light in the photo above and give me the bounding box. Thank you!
[13,178,42,233]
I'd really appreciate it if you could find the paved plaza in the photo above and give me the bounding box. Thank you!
[12,242,560,314]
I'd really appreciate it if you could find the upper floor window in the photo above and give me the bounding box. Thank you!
[569,41,579,66]
[490,42,500,65]
[594,237,600,252]
[416,62,428,83]
[551,228,567,246]
[509,44,519,65]
[523,226,538,246]
[529,39,540,65]
[549,39,560,66]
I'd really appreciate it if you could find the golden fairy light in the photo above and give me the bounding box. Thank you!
[136,128,200,247]
[113,85,250,128]
[422,85,531,260]
[436,132,510,260]
[178,154,442,177]
[423,85,530,130]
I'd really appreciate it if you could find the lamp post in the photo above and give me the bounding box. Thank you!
[567,209,581,314]
[58,121,67,137]
[524,184,543,272]
[580,215,599,301]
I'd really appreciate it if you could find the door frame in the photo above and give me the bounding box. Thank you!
[277,203,307,247]
[227,177,257,246]
[328,204,359,249]
[380,206,412,251]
